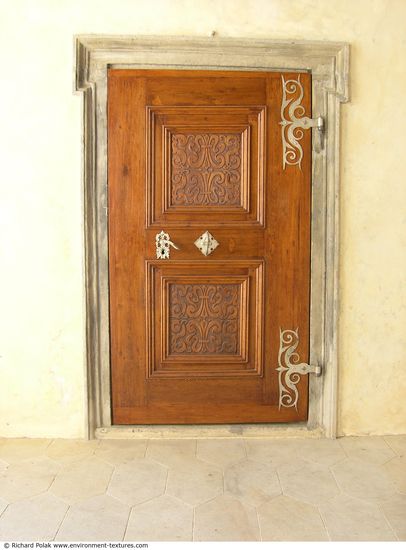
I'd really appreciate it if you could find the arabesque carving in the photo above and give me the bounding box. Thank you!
[169,283,240,354]
[171,133,242,206]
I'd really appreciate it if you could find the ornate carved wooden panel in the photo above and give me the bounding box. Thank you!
[146,260,263,378]
[170,133,242,207]
[146,105,265,227]
[168,283,240,354]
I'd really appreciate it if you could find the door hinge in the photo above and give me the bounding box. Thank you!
[296,115,324,132]
[280,74,325,169]
[277,328,322,410]
[292,361,322,376]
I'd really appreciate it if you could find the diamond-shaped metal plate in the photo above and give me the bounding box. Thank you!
[194,231,219,256]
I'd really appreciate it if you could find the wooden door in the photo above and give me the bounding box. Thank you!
[108,69,311,424]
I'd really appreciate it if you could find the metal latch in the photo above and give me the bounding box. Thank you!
[155,230,179,259]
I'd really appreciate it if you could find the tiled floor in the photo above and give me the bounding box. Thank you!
[0,435,405,541]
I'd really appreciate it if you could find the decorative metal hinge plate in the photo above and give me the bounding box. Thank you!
[280,74,325,170]
[277,328,322,410]
[194,231,219,256]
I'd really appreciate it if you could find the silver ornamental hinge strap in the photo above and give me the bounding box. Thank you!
[280,74,325,170]
[276,328,322,410]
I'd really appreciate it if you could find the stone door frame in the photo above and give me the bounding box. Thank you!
[74,35,349,439]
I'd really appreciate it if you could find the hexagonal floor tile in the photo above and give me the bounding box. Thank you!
[245,438,302,469]
[384,456,406,494]
[56,494,130,541]
[384,435,406,457]
[278,460,340,506]
[108,458,167,506]
[166,458,222,506]
[332,459,397,502]
[294,438,346,467]
[146,439,196,468]
[0,492,68,541]
[0,439,51,463]
[197,439,246,468]
[257,495,328,541]
[0,457,61,502]
[339,436,395,465]
[381,493,406,540]
[95,439,147,466]
[0,497,7,515]
[224,459,281,507]
[46,439,99,464]
[194,495,259,541]
[125,495,193,541]
[50,457,113,504]
[319,493,396,541]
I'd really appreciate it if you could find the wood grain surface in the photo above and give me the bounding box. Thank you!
[108,69,311,424]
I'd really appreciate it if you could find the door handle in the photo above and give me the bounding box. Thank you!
[155,230,179,259]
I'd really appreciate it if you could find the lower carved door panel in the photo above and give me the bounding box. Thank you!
[108,69,311,424]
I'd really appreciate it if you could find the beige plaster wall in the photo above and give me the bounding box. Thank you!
[0,0,405,438]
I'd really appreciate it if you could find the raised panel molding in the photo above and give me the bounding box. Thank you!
[146,260,263,378]
[75,35,349,438]
[146,105,264,226]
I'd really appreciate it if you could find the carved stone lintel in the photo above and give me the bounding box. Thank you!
[277,328,321,410]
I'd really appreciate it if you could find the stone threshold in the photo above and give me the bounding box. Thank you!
[95,424,325,440]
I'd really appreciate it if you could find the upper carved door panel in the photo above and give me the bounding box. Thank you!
[147,106,265,226]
